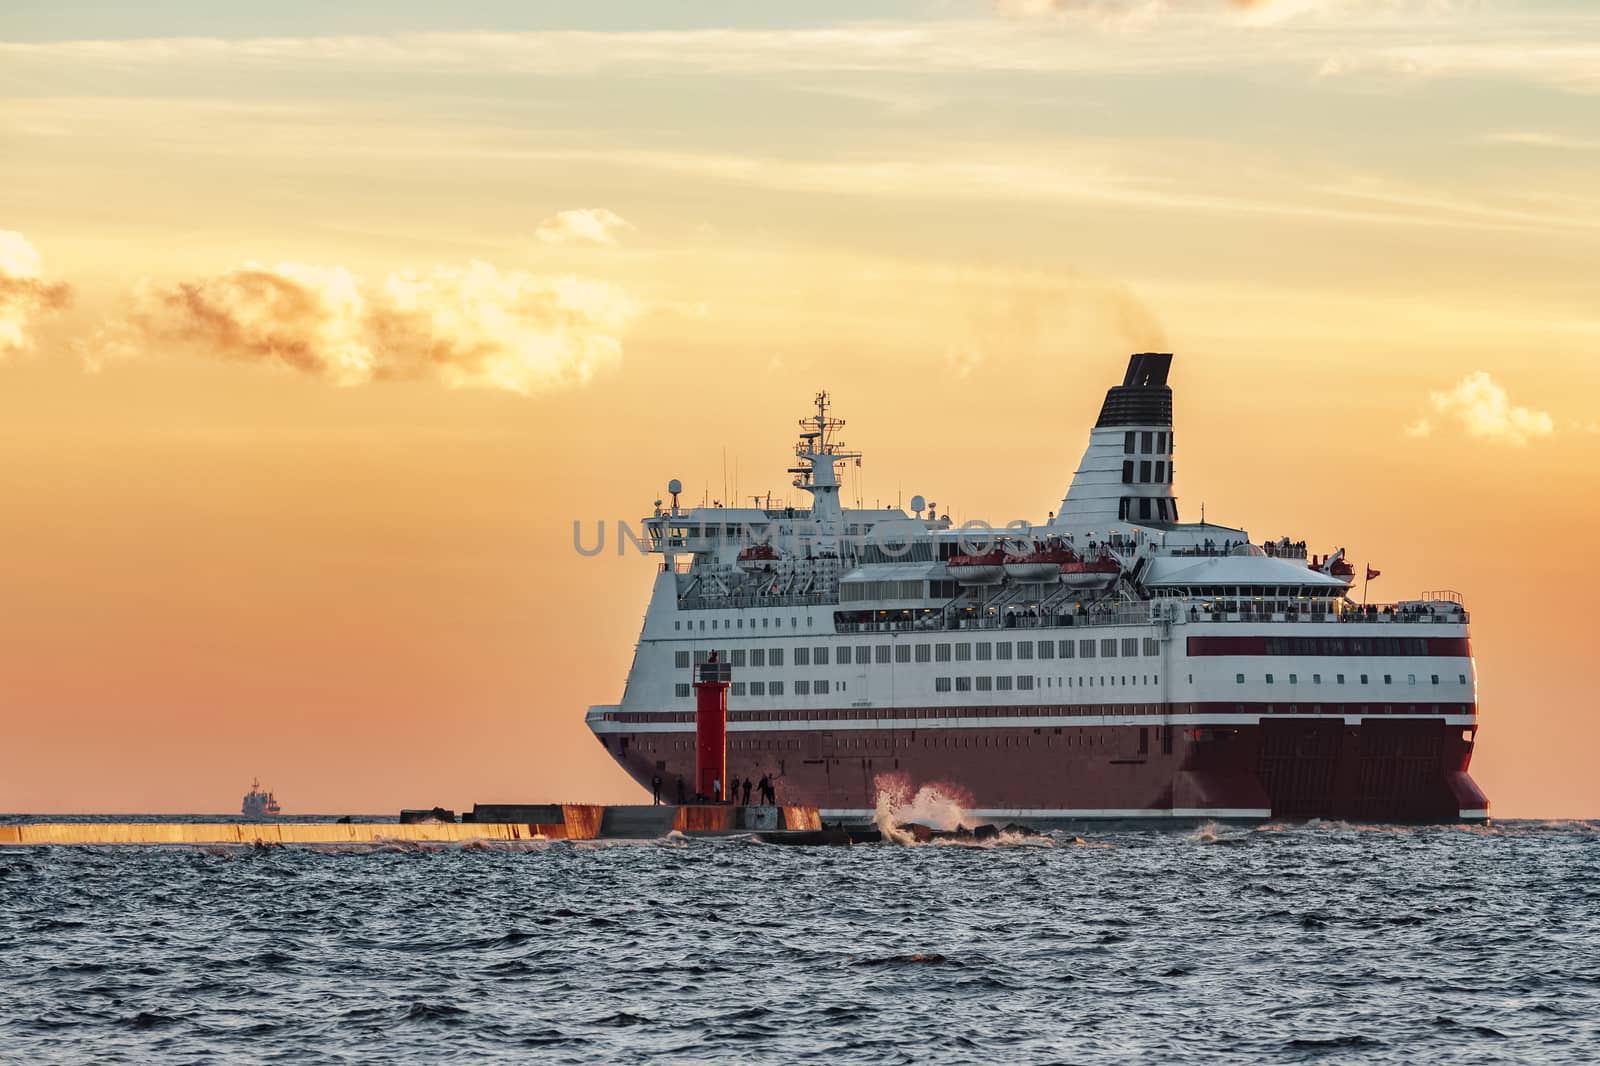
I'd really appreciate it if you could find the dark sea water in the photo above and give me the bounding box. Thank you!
[2,819,1598,1064]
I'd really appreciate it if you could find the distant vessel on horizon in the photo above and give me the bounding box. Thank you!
[242,778,282,818]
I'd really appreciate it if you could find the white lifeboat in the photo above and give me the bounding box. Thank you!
[1004,542,1074,582]
[737,544,781,573]
[1060,550,1120,589]
[1309,549,1357,587]
[948,550,1006,586]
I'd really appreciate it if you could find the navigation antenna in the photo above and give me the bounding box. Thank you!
[789,390,860,549]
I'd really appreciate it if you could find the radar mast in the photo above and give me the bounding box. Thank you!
[790,391,859,551]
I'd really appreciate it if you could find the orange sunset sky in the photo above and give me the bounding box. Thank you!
[2,1,1597,816]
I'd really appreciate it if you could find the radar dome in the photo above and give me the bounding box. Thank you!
[667,478,683,495]
[910,495,926,513]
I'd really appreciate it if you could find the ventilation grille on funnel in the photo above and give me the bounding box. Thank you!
[1094,352,1173,427]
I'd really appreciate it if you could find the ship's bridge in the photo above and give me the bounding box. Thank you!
[643,507,799,554]
[644,505,936,558]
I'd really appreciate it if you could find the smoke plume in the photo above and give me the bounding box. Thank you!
[87,259,636,394]
[0,230,72,356]
[938,269,1167,382]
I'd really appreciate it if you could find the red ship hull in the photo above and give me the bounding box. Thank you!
[595,706,1487,823]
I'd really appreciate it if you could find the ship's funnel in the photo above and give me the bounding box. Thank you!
[1054,353,1179,529]
[1097,352,1172,427]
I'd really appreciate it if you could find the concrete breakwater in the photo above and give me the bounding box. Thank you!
[0,805,823,846]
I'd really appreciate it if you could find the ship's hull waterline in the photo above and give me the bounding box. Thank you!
[592,708,1487,824]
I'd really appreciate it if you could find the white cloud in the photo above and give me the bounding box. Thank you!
[1427,370,1554,446]
[994,0,1433,21]
[535,208,633,247]
[1480,131,1600,151]
[1230,0,1466,25]
[2,10,1595,95]
[1316,176,1600,234]
[993,0,1171,26]
[0,230,72,355]
[83,259,636,395]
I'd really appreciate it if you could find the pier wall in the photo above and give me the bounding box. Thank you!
[0,823,551,846]
[0,805,822,846]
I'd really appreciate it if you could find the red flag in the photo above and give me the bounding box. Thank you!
[1366,566,1381,581]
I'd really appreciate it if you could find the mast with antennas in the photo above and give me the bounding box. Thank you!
[789,390,859,553]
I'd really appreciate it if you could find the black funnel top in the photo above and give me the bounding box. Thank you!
[1095,352,1173,427]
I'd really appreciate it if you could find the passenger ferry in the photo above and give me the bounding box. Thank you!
[587,354,1487,823]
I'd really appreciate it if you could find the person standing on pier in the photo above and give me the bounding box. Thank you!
[651,774,662,805]
[742,778,752,805]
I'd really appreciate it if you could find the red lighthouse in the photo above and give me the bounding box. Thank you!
[693,652,732,802]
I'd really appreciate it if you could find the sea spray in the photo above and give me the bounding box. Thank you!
[874,799,917,846]
[872,777,977,844]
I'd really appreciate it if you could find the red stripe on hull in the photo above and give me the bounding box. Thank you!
[598,718,1486,822]
[1186,635,1471,657]
[601,700,1477,725]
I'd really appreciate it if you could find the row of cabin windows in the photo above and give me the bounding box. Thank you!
[928,733,1112,749]
[936,676,1036,692]
[1124,430,1171,455]
[1262,637,1432,656]
[674,616,815,632]
[677,649,788,668]
[674,638,1160,670]
[674,673,1165,699]
[1121,460,1172,485]
[1237,672,1468,686]
[675,680,809,698]
[673,679,847,698]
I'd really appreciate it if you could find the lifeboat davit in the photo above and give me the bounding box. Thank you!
[1004,543,1075,582]
[737,544,781,573]
[1060,552,1120,589]
[948,550,1007,586]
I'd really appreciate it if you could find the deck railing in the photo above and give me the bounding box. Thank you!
[677,586,1468,630]
[677,592,837,611]
[831,604,1467,633]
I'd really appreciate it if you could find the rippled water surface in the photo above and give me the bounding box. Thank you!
[3,820,1597,1064]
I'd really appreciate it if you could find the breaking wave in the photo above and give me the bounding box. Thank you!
[872,775,973,844]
